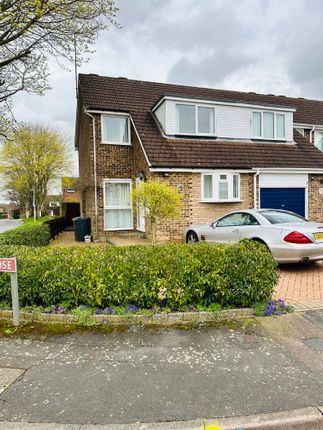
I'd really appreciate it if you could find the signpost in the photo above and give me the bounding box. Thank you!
[0,258,19,326]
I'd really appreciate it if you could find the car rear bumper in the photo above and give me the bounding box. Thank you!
[270,243,323,263]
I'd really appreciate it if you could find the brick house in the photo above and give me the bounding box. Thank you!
[75,74,323,242]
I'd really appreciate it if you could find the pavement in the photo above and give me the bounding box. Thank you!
[0,310,322,429]
[0,220,23,234]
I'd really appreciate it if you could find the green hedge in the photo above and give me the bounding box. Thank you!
[0,223,50,247]
[0,241,279,309]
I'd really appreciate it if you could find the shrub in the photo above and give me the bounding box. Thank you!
[0,223,50,247]
[0,240,279,309]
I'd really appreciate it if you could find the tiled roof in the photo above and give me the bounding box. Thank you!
[78,74,323,169]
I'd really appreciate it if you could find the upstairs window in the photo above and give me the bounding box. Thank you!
[252,111,286,140]
[176,104,215,135]
[101,115,130,145]
[314,130,323,152]
[202,173,240,202]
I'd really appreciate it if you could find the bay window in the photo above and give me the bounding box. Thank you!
[202,173,240,202]
[176,103,215,135]
[252,111,286,140]
[101,114,130,145]
[104,180,133,230]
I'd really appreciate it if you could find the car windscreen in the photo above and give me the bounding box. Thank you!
[259,210,307,224]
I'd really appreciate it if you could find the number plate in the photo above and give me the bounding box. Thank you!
[314,232,323,241]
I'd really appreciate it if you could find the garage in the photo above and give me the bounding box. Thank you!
[260,188,305,216]
[259,173,307,218]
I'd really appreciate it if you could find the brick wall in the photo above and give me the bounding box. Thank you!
[79,114,151,240]
[308,174,323,222]
[152,172,255,242]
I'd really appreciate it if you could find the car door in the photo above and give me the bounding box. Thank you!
[238,213,261,239]
[207,212,247,243]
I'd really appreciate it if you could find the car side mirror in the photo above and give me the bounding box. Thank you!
[211,221,217,228]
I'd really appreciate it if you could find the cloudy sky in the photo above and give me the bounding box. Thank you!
[11,0,323,175]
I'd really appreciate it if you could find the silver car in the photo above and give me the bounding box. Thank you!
[185,209,323,264]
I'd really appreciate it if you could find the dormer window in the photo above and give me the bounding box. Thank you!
[252,111,286,140]
[176,103,215,135]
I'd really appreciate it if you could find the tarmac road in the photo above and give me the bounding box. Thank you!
[0,219,22,234]
[0,312,322,427]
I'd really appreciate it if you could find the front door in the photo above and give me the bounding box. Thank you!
[136,178,145,232]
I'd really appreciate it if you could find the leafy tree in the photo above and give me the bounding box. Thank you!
[0,0,118,134]
[132,179,182,245]
[0,125,71,217]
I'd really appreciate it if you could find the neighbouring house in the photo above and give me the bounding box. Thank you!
[0,202,19,219]
[75,74,323,242]
[45,195,62,217]
[61,177,80,227]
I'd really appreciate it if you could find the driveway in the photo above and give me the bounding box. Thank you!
[275,262,323,309]
[0,219,22,234]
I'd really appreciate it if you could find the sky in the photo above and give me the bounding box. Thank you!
[10,0,323,178]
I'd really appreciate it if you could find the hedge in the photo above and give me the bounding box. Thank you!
[0,223,50,247]
[0,241,279,309]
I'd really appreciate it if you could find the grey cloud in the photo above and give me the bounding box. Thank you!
[141,1,251,54]
[168,50,253,86]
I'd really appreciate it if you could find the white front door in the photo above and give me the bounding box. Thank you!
[136,178,145,232]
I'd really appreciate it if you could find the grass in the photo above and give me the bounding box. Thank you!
[23,216,52,225]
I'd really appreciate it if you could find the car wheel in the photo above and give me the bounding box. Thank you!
[186,231,199,244]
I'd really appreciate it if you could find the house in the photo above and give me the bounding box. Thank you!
[45,195,62,217]
[75,74,323,242]
[61,177,80,227]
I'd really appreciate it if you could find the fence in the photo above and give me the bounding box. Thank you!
[44,217,67,240]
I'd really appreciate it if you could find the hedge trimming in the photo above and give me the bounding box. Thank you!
[0,241,279,309]
[0,222,50,247]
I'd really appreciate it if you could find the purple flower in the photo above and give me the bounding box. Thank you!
[97,308,104,314]
[151,307,157,315]
[106,307,114,314]
[101,318,106,324]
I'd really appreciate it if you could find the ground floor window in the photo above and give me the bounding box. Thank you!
[104,179,133,230]
[201,172,240,202]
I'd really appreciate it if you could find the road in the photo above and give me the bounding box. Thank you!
[0,311,322,428]
[0,219,23,234]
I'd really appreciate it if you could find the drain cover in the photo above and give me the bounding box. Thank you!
[304,338,323,351]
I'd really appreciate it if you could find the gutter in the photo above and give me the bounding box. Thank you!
[84,109,99,241]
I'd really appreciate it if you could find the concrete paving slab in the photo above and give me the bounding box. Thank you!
[209,406,323,429]
[0,368,25,395]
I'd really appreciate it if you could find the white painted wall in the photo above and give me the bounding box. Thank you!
[259,173,308,188]
[216,105,251,139]
[154,101,166,132]
[157,99,294,142]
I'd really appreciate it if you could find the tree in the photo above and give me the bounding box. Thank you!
[0,125,71,217]
[0,0,118,134]
[132,179,182,245]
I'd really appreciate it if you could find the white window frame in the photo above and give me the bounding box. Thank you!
[201,172,241,202]
[103,179,133,231]
[176,102,216,136]
[251,111,286,141]
[101,113,131,146]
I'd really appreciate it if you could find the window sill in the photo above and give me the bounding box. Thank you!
[101,142,132,146]
[104,227,134,231]
[251,137,287,142]
[199,200,243,203]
